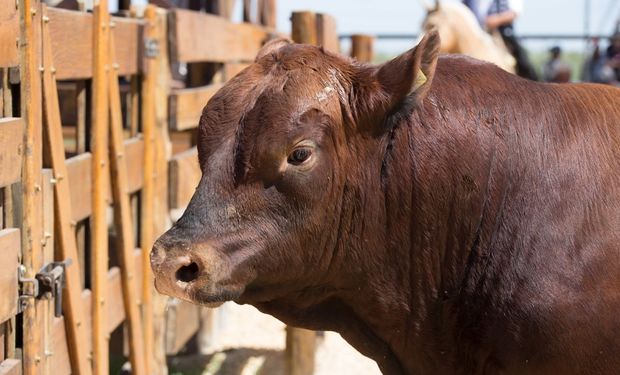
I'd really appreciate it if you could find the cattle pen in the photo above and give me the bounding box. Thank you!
[0,1,377,374]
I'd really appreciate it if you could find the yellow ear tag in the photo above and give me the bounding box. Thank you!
[411,69,427,93]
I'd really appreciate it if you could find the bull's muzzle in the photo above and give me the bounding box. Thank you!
[150,239,205,300]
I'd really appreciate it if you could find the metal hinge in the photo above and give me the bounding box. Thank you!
[18,259,72,317]
[145,38,159,58]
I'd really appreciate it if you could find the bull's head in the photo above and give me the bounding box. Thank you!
[150,32,440,308]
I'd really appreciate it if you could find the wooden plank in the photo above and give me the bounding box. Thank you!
[165,300,200,354]
[169,84,222,131]
[75,81,87,154]
[153,9,172,375]
[316,14,339,54]
[0,0,19,68]
[169,147,201,209]
[169,9,269,64]
[351,34,374,63]
[65,153,93,222]
[141,7,159,374]
[124,137,144,193]
[50,317,71,375]
[92,3,111,373]
[0,118,23,188]
[40,7,92,375]
[0,359,21,375]
[108,32,147,375]
[0,229,19,324]
[47,7,143,80]
[20,1,44,374]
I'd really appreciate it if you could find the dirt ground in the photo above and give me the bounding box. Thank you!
[168,302,381,375]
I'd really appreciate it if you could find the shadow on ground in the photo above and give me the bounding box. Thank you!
[168,348,285,375]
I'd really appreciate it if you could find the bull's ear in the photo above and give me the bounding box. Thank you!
[255,37,292,61]
[376,29,440,111]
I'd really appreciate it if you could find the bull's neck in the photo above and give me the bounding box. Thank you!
[335,109,504,373]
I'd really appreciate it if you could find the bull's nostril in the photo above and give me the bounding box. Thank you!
[175,262,200,283]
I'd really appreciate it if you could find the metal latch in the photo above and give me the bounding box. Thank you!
[145,38,159,58]
[18,259,72,317]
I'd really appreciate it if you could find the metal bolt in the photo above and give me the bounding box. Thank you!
[51,67,56,75]
[117,152,124,159]
[38,66,44,72]
[43,16,49,23]
[113,63,120,70]
[70,221,77,228]
[110,21,116,28]
[44,350,54,357]
[34,355,41,364]
[30,7,36,15]
[34,184,41,192]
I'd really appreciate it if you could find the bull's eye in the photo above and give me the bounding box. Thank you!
[287,147,313,165]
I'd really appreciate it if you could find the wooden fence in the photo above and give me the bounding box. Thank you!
[0,1,376,374]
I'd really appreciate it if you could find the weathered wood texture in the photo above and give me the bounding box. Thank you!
[169,9,270,63]
[169,84,222,131]
[47,8,143,80]
[351,34,374,63]
[0,229,20,324]
[169,147,201,210]
[0,118,23,188]
[0,0,19,68]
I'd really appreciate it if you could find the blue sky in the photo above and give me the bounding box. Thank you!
[274,0,620,52]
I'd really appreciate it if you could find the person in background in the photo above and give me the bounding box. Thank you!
[463,0,539,80]
[542,46,571,83]
[606,32,620,82]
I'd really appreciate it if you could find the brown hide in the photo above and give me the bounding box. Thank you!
[152,35,620,374]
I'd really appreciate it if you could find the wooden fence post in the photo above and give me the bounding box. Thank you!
[140,5,159,374]
[351,34,374,63]
[92,1,110,373]
[19,0,44,373]
[291,11,317,45]
[287,11,320,375]
[260,0,276,28]
[316,13,339,53]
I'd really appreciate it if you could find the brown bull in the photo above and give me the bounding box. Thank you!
[150,31,620,374]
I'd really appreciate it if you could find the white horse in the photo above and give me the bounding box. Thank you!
[421,0,516,73]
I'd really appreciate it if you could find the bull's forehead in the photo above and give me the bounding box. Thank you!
[202,57,344,140]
